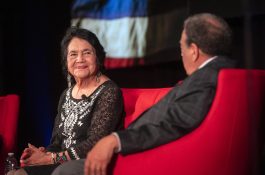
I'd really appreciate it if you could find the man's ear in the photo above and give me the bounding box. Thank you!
[190,43,199,62]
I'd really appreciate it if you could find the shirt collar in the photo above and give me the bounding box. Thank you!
[198,56,217,69]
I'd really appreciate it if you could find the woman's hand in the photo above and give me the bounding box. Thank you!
[20,144,46,161]
[20,144,52,166]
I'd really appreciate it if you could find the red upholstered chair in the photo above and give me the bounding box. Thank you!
[0,94,20,174]
[113,69,265,175]
[121,87,171,128]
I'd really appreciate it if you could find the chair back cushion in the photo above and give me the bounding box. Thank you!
[0,94,20,174]
[121,88,171,128]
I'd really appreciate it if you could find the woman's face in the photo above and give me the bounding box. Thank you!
[67,37,98,81]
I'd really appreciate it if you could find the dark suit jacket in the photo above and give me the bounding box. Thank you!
[117,56,235,155]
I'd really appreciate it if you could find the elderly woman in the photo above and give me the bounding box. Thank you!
[10,27,124,175]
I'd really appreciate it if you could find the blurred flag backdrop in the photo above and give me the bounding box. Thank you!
[71,0,187,69]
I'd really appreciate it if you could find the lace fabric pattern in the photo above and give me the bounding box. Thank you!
[60,85,104,149]
[46,80,124,160]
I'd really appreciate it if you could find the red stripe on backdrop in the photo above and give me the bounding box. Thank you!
[104,48,180,69]
[104,57,145,69]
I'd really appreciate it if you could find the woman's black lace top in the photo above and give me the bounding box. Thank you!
[46,80,124,160]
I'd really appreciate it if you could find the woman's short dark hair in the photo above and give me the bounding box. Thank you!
[61,27,106,81]
[184,13,232,56]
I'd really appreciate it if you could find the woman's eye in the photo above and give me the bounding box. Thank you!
[83,51,91,55]
[68,53,77,58]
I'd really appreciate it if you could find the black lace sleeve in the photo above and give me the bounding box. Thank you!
[46,89,67,152]
[67,82,124,159]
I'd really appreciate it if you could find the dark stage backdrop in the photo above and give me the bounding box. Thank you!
[0,0,264,160]
[0,0,73,155]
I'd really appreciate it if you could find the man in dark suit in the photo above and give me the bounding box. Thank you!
[51,13,235,175]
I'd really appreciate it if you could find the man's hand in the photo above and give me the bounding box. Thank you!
[85,134,119,175]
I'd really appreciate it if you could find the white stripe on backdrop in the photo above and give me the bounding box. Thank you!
[72,9,186,60]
